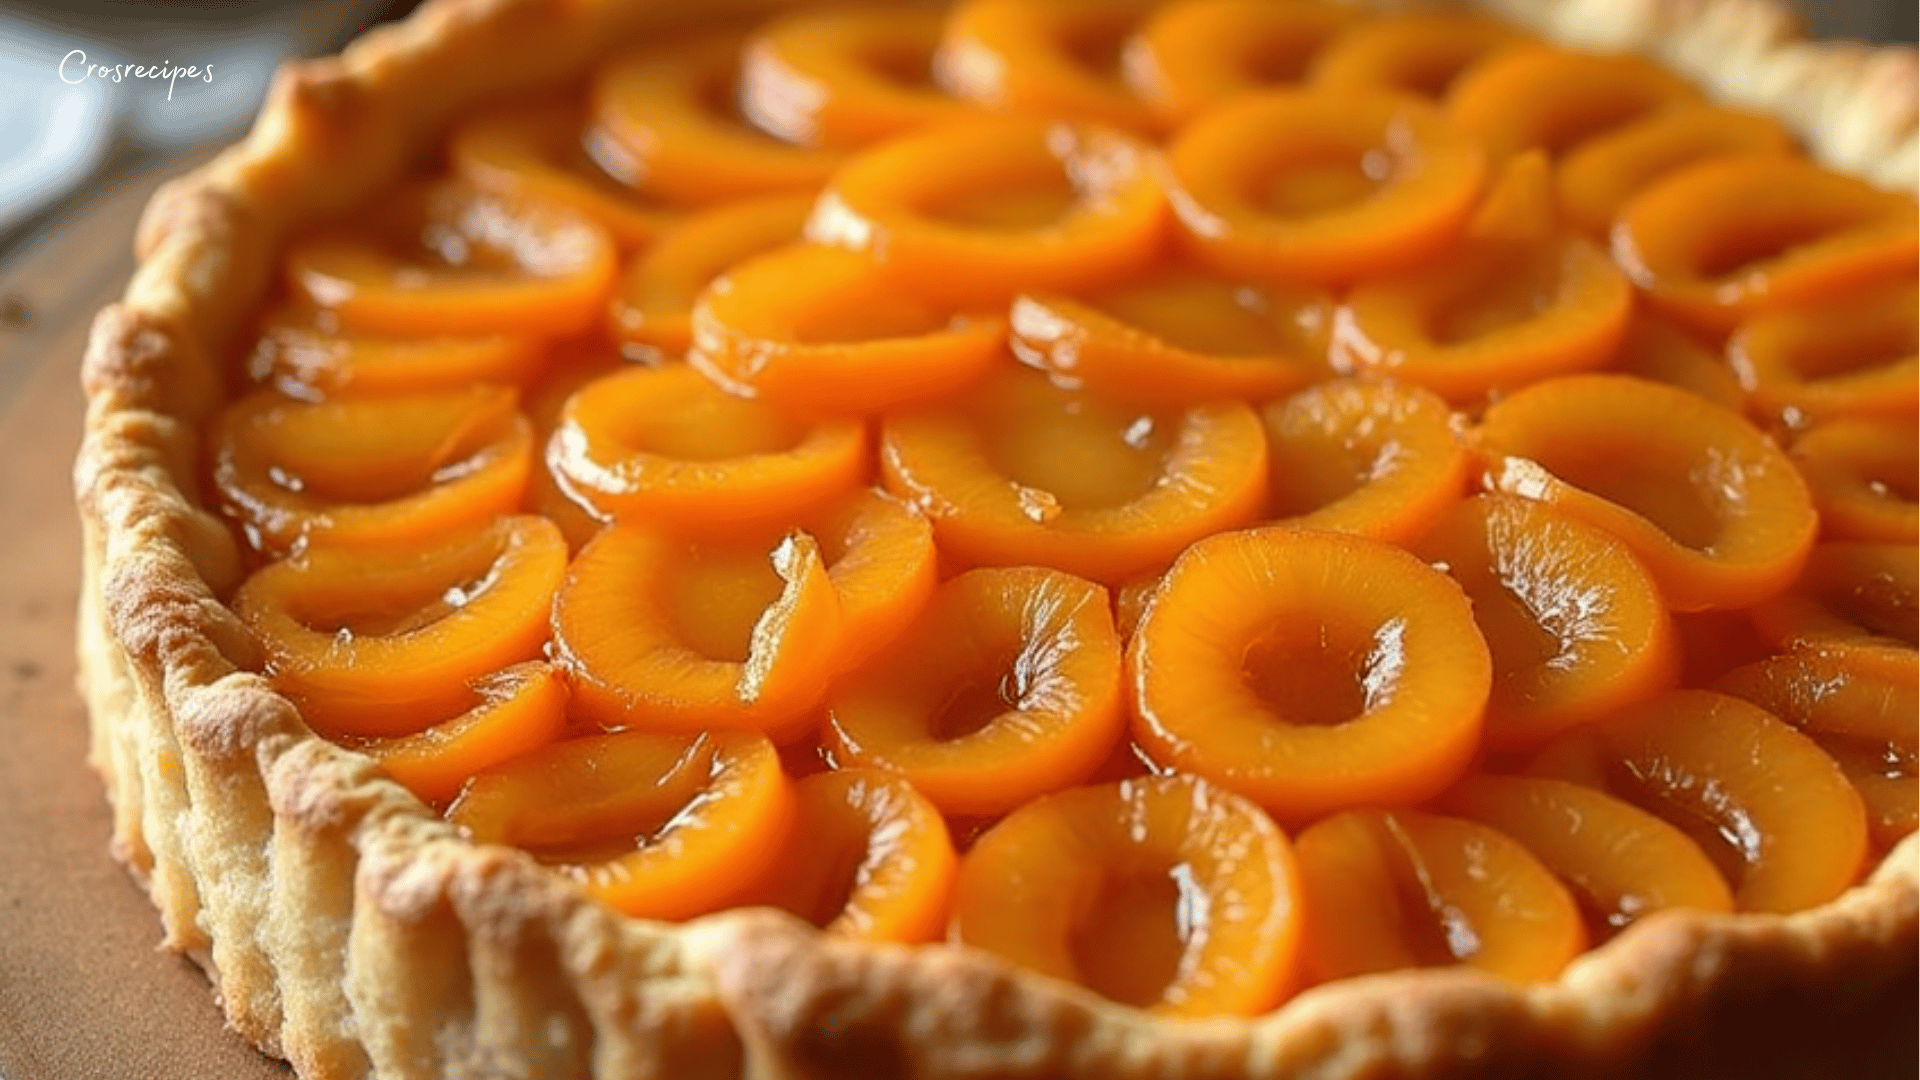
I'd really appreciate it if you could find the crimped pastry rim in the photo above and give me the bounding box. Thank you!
[73,0,1919,1077]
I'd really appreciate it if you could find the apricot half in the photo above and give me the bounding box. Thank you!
[1414,493,1679,750]
[1555,103,1796,238]
[1792,419,1919,543]
[1528,689,1868,914]
[1130,527,1490,822]
[880,365,1267,583]
[1477,373,1818,611]
[934,0,1157,131]
[1749,541,1919,651]
[1294,808,1585,984]
[246,305,543,401]
[1261,377,1469,546]
[952,774,1302,1016]
[359,661,571,807]
[1727,279,1919,429]
[285,178,616,339]
[1125,0,1362,125]
[449,98,674,248]
[233,515,567,740]
[1162,90,1486,286]
[450,728,793,921]
[210,385,533,558]
[1446,46,1700,163]
[826,566,1123,817]
[739,7,976,149]
[1716,645,1919,851]
[1308,11,1530,99]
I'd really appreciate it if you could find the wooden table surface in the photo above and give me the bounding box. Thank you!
[0,154,289,1080]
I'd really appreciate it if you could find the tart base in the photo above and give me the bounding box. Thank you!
[72,0,1920,1077]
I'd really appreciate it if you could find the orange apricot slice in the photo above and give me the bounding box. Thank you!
[1009,264,1329,406]
[548,362,867,530]
[1130,527,1490,822]
[1438,774,1733,935]
[804,487,939,670]
[1447,46,1701,163]
[806,116,1165,307]
[1717,645,1919,851]
[1331,152,1632,403]
[1261,377,1470,546]
[689,243,1005,414]
[233,515,567,739]
[1125,0,1363,125]
[285,178,617,339]
[934,0,1156,131]
[551,523,843,742]
[1555,103,1797,237]
[750,768,957,943]
[880,366,1268,583]
[1413,493,1680,750]
[1308,11,1530,99]
[245,304,544,401]
[591,37,844,207]
[1477,373,1818,611]
[738,7,977,149]
[825,566,1123,817]
[1749,541,1918,651]
[1162,90,1487,286]
[952,774,1301,1017]
[802,114,1159,307]
[1792,420,1919,543]
[449,98,674,248]
[1727,279,1919,429]
[606,192,814,360]
[449,728,793,921]
[210,385,533,558]
[358,661,571,807]
[1609,308,1745,412]
[1527,689,1868,914]
[1294,808,1585,985]
[1612,157,1920,336]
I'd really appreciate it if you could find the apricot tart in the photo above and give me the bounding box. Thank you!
[76,0,1918,1077]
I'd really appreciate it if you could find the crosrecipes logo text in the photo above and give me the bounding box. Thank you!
[60,49,213,99]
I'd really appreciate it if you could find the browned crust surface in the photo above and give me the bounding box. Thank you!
[73,1,1920,1077]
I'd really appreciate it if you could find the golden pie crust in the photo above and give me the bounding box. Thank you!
[75,0,1918,1076]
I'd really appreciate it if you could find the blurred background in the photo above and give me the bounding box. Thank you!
[0,0,1912,256]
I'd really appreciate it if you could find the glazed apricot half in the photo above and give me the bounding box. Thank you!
[1612,157,1920,335]
[245,305,544,401]
[1727,279,1919,429]
[1124,0,1363,125]
[689,244,1005,414]
[1528,689,1868,914]
[1261,377,1469,546]
[952,774,1302,1016]
[751,768,957,943]
[805,116,1165,307]
[1308,10,1530,99]
[1332,152,1632,404]
[210,385,533,558]
[549,363,867,530]
[1130,527,1490,823]
[803,487,939,670]
[1478,373,1818,611]
[1748,541,1919,651]
[449,728,793,922]
[606,192,813,360]
[1294,808,1585,985]
[551,523,843,743]
[233,515,567,740]
[449,98,674,248]
[1413,494,1679,751]
[1438,774,1733,936]
[358,661,571,807]
[1009,263,1329,405]
[880,365,1267,583]
[1792,420,1919,543]
[1716,645,1918,851]
[285,178,617,339]
[1162,90,1487,286]
[825,566,1123,818]
[1446,46,1700,163]
[591,36,844,207]
[1555,103,1796,238]
[739,7,976,149]
[934,0,1156,131]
